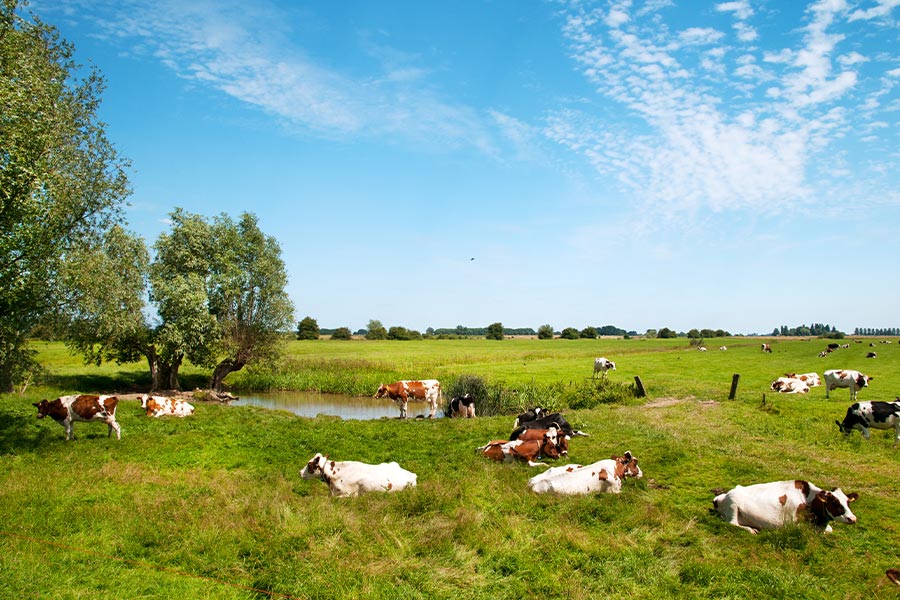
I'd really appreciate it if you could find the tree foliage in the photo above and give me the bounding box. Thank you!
[1,1,131,390]
[560,327,580,340]
[330,327,352,340]
[296,316,319,340]
[537,324,554,340]
[365,319,387,340]
[580,326,598,339]
[485,322,504,340]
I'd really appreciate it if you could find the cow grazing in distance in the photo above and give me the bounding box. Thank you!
[447,394,476,418]
[713,480,858,534]
[592,357,616,379]
[528,452,642,495]
[827,343,840,350]
[299,453,417,497]
[477,434,561,467]
[835,400,900,446]
[33,394,121,441]
[866,352,877,358]
[140,394,194,418]
[698,346,708,352]
[824,369,872,401]
[374,379,441,418]
[719,346,727,351]
[770,377,810,394]
[761,343,772,353]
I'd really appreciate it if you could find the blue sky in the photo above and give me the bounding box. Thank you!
[29,0,900,334]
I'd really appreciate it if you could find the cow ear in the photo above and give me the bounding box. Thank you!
[846,492,859,503]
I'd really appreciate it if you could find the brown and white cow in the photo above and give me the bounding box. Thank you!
[374,379,441,418]
[713,480,858,534]
[770,377,810,394]
[824,369,872,401]
[528,452,642,494]
[299,453,417,497]
[515,426,569,456]
[761,343,772,353]
[33,394,121,441]
[476,433,561,467]
[140,394,195,418]
[784,372,821,387]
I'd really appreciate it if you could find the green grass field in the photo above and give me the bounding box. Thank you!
[1,337,898,598]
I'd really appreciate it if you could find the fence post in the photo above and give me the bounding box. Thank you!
[634,376,647,398]
[729,374,740,400]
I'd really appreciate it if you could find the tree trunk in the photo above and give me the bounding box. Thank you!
[147,348,161,392]
[147,347,183,391]
[210,357,245,392]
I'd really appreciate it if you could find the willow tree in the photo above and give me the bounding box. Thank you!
[0,0,130,391]
[152,209,294,392]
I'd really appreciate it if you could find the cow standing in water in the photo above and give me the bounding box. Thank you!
[374,380,441,418]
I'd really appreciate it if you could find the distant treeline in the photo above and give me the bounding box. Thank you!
[853,327,900,336]
[770,323,844,337]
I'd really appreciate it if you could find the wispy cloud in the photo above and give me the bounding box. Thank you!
[550,0,900,218]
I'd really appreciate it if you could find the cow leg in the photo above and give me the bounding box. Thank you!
[65,421,74,441]
[894,424,900,446]
[400,401,408,419]
[732,509,759,534]
[862,427,871,440]
[428,400,436,418]
[108,418,121,440]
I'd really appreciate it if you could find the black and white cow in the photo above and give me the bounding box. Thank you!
[510,412,587,439]
[824,369,872,401]
[447,394,476,418]
[835,400,900,446]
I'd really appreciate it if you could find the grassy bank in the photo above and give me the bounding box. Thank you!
[2,337,899,598]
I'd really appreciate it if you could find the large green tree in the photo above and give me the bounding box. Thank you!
[0,0,130,391]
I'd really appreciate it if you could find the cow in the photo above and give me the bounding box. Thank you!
[513,407,546,428]
[698,346,708,352]
[784,372,821,387]
[713,480,859,534]
[592,357,616,379]
[510,412,588,439]
[719,346,727,351]
[887,569,900,586]
[299,453,417,497]
[835,400,900,446]
[824,369,872,401]
[840,344,850,349]
[866,352,877,359]
[818,351,829,358]
[140,394,194,418]
[32,394,121,441]
[374,379,441,418]
[447,394,476,418]
[528,452,642,495]
[477,434,561,467]
[515,426,569,456]
[761,343,772,353]
[827,343,840,350]
[770,377,810,394]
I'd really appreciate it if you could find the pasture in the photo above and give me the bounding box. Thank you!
[1,337,898,598]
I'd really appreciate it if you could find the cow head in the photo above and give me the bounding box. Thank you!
[300,453,329,480]
[32,399,52,418]
[612,451,642,479]
[374,384,388,399]
[809,488,859,528]
[835,420,849,435]
[540,434,561,459]
[857,374,871,388]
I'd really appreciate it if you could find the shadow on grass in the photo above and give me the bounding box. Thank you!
[40,372,208,394]
[0,411,52,454]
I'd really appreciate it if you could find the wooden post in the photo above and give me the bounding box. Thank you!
[728,374,740,400]
[634,375,647,398]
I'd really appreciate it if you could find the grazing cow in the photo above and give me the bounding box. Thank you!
[761,343,772,353]
[592,357,616,379]
[866,352,877,359]
[784,372,821,387]
[299,453,417,497]
[510,412,588,439]
[770,377,810,394]
[824,369,872,400]
[713,480,859,534]
[514,406,545,428]
[32,394,121,441]
[840,344,850,349]
[835,400,900,446]
[719,346,727,351]
[528,452,642,495]
[515,426,569,456]
[827,343,840,350]
[698,346,708,352]
[140,394,194,417]
[447,393,476,418]
[477,434,561,467]
[818,350,829,358]
[374,379,441,418]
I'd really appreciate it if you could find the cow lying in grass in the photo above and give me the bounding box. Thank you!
[141,394,195,417]
[713,480,858,534]
[299,453,417,497]
[527,452,642,495]
[477,430,561,467]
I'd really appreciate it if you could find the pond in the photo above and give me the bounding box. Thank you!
[230,390,445,420]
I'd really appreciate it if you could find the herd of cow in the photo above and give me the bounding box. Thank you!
[30,349,900,542]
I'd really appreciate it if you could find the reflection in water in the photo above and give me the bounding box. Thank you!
[231,390,445,420]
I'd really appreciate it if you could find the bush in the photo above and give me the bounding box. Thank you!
[560,327,579,340]
[580,327,598,339]
[486,322,504,340]
[296,316,319,340]
[561,379,636,410]
[537,324,554,339]
[330,327,352,340]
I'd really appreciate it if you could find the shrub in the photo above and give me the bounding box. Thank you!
[560,327,579,340]
[296,316,319,340]
[486,322,504,340]
[561,379,636,410]
[330,327,352,340]
[580,327,598,339]
[537,324,554,339]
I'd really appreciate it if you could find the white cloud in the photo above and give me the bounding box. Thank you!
[679,27,725,45]
[848,0,900,21]
[715,1,754,20]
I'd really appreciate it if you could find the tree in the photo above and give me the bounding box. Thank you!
[580,326,598,339]
[687,329,701,339]
[560,327,580,339]
[0,1,130,391]
[330,327,352,340]
[365,319,387,340]
[485,322,504,340]
[537,324,554,339]
[296,316,319,340]
[645,329,657,338]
